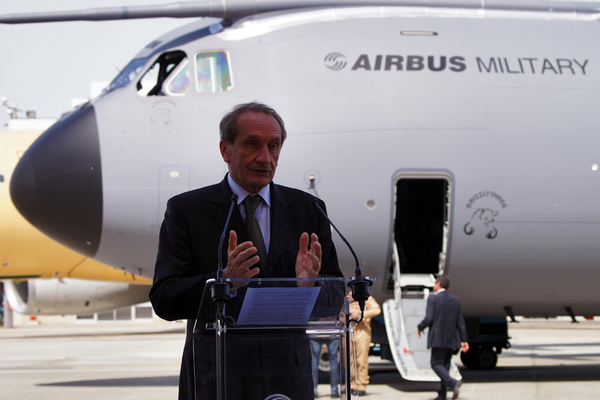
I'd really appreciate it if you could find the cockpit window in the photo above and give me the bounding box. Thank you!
[196,50,233,93]
[108,49,232,97]
[106,57,150,94]
[164,59,190,96]
[137,51,187,97]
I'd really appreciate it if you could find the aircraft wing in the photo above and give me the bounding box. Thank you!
[0,0,598,24]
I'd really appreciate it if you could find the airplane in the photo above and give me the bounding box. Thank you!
[2,0,600,378]
[0,125,151,316]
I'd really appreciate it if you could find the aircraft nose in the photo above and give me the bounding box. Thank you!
[10,103,103,257]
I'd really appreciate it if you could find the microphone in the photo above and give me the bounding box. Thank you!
[212,193,239,302]
[311,198,372,314]
[204,193,238,400]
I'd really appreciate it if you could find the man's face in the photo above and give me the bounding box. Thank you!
[220,111,282,194]
[434,281,441,292]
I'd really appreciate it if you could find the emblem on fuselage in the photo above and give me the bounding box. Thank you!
[324,52,347,70]
[464,191,508,239]
[150,100,176,125]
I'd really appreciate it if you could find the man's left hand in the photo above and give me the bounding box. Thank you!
[295,232,321,287]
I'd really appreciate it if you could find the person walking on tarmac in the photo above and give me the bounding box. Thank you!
[348,292,381,396]
[418,275,469,400]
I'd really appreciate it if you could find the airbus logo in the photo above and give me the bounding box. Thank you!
[324,52,347,70]
[325,52,465,72]
[325,52,589,75]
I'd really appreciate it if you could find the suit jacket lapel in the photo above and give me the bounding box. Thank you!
[263,183,295,277]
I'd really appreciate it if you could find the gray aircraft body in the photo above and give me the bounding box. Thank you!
[3,0,600,374]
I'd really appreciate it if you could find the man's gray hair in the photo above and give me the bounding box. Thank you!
[219,101,287,144]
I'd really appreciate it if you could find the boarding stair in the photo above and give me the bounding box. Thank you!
[383,243,462,381]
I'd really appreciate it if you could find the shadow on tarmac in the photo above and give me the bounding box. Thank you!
[461,364,600,383]
[37,364,600,391]
[38,376,179,387]
[368,363,600,393]
[36,363,600,390]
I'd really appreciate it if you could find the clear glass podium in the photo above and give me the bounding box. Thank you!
[192,276,373,400]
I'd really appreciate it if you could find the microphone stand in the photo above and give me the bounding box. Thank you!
[209,194,238,400]
[311,199,373,399]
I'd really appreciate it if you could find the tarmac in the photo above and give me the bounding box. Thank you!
[0,318,599,399]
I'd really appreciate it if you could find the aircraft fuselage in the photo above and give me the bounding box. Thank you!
[11,5,600,317]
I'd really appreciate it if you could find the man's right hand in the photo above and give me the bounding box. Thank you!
[223,230,261,290]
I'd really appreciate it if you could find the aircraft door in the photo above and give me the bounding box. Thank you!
[393,174,452,278]
[383,173,459,381]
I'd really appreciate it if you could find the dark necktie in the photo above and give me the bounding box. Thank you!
[244,195,268,270]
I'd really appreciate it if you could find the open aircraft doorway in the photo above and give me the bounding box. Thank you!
[394,173,452,279]
[384,172,456,381]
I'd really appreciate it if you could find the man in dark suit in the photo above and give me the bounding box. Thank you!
[150,102,343,400]
[418,275,469,400]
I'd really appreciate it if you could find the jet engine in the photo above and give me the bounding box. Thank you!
[3,278,150,315]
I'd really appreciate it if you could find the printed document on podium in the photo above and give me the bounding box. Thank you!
[237,286,321,326]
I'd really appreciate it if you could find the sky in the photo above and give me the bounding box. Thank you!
[0,0,201,127]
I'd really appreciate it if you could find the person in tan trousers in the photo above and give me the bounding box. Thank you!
[348,292,381,396]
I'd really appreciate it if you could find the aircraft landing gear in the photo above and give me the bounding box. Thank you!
[460,345,498,370]
[461,316,511,370]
